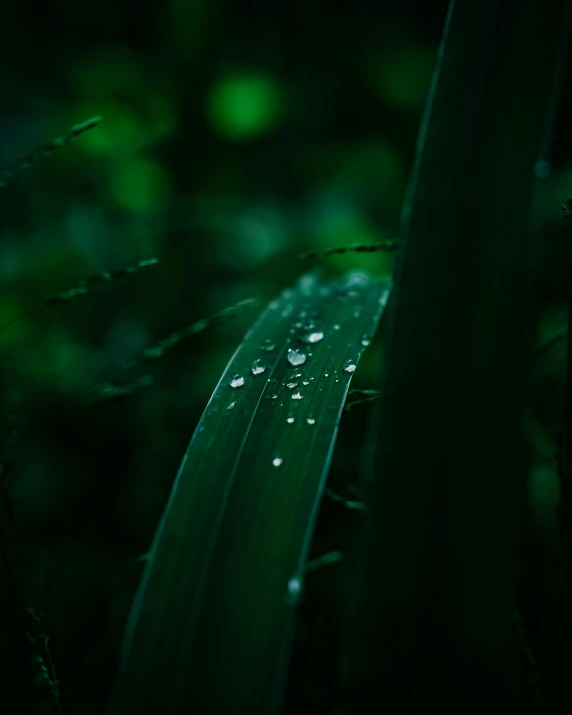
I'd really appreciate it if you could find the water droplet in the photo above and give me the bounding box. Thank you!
[230,375,245,388]
[324,373,329,378]
[287,417,295,424]
[339,272,368,291]
[302,381,309,385]
[273,457,283,467]
[261,339,276,352]
[343,360,356,373]
[300,331,324,344]
[287,576,302,597]
[271,394,278,399]
[287,382,298,389]
[333,324,340,331]
[292,392,303,400]
[251,358,266,375]
[227,401,236,410]
[287,349,307,366]
[360,335,371,347]
[307,417,316,425]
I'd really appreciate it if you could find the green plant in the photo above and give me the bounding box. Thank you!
[2,1,572,714]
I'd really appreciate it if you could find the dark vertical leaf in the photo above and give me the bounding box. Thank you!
[347,0,571,711]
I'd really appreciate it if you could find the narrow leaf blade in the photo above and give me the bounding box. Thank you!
[106,271,391,715]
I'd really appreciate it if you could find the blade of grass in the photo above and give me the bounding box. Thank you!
[0,257,159,339]
[105,271,391,715]
[0,116,102,189]
[346,0,571,711]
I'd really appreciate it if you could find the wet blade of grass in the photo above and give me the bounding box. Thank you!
[105,271,391,715]
[347,0,571,710]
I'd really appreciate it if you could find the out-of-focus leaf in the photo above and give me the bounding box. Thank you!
[346,0,572,711]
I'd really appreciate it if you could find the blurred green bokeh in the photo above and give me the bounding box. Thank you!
[206,72,283,139]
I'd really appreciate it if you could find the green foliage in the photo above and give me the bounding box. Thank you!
[347,1,572,712]
[1,4,571,715]
[106,271,390,715]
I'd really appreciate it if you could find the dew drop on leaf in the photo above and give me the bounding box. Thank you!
[292,392,303,400]
[287,382,298,390]
[343,360,356,373]
[230,375,245,387]
[300,331,324,344]
[360,335,371,347]
[288,576,301,594]
[287,349,307,366]
[273,457,283,467]
[333,324,340,331]
[227,401,236,410]
[261,339,276,352]
[287,417,295,423]
[251,358,266,375]
[307,417,316,425]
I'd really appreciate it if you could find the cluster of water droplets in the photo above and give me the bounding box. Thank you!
[226,298,377,465]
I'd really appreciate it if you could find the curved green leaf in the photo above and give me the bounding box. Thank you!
[105,270,391,715]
